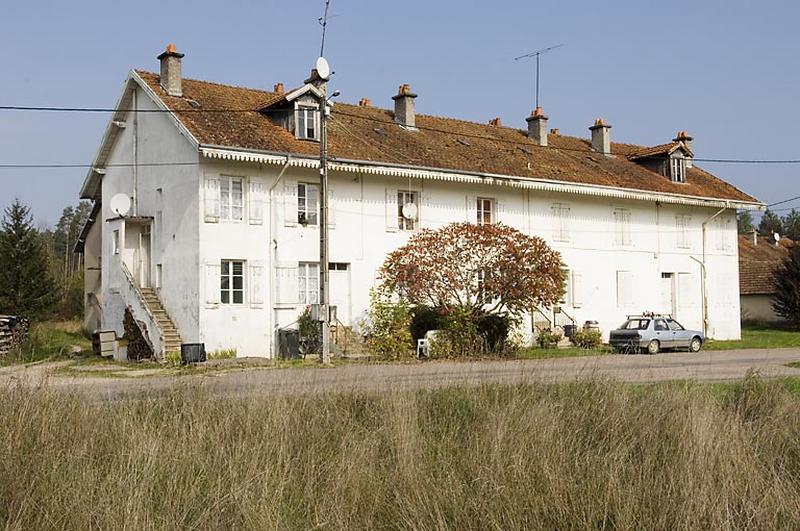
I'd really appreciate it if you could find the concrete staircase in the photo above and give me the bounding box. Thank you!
[139,287,182,353]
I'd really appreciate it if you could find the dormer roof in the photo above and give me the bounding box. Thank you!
[627,141,694,161]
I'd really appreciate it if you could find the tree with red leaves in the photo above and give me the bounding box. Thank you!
[379,222,566,317]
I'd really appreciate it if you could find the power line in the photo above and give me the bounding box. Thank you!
[0,105,257,113]
[767,195,800,207]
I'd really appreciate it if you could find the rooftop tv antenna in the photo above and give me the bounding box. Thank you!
[514,44,564,109]
[318,0,333,57]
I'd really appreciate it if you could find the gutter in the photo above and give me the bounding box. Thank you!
[696,203,730,336]
[268,157,292,358]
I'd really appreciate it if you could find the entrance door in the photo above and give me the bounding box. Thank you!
[660,273,675,316]
[329,263,351,326]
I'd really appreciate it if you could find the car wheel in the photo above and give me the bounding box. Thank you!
[647,340,660,355]
[690,337,702,353]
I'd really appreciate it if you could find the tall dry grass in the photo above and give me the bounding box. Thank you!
[1,376,800,529]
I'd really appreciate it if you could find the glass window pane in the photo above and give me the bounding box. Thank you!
[221,291,230,304]
[233,275,243,290]
[222,260,229,276]
[233,290,243,304]
[233,261,243,275]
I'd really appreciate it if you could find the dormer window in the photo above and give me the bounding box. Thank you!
[296,105,319,140]
[670,157,686,183]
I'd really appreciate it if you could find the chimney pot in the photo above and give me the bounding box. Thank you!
[488,117,502,127]
[589,117,612,155]
[157,43,184,97]
[526,107,548,146]
[392,83,418,129]
[359,98,372,107]
[273,83,285,94]
[550,128,560,136]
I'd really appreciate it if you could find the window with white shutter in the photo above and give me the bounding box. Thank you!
[249,181,264,225]
[613,208,632,246]
[250,261,264,308]
[676,215,691,249]
[328,188,336,229]
[385,188,399,232]
[284,181,298,227]
[275,264,299,305]
[616,271,633,308]
[205,261,221,308]
[551,203,570,242]
[204,177,220,223]
[572,272,584,308]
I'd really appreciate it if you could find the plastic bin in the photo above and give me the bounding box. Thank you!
[181,343,206,364]
[278,329,301,360]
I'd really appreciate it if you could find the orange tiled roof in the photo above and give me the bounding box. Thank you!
[738,234,793,295]
[135,70,758,204]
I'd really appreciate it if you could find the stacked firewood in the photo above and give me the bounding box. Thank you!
[123,308,154,361]
[0,316,30,357]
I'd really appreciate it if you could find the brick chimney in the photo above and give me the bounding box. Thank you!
[359,98,372,107]
[488,117,502,127]
[526,107,548,147]
[674,130,694,167]
[157,44,184,97]
[392,84,417,129]
[589,118,612,155]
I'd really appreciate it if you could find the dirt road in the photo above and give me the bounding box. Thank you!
[3,348,800,398]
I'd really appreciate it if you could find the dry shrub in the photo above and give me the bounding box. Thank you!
[1,377,800,529]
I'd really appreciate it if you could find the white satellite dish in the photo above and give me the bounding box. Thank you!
[402,202,418,220]
[774,232,781,243]
[110,193,131,217]
[316,57,331,80]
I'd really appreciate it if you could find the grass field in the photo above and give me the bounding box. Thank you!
[706,324,800,351]
[1,320,90,365]
[2,375,800,529]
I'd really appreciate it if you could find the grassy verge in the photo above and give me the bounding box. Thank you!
[517,345,610,359]
[5,375,800,529]
[2,320,90,365]
[706,324,800,351]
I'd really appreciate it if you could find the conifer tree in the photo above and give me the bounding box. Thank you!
[759,209,784,237]
[736,210,754,234]
[0,199,57,318]
[773,245,800,328]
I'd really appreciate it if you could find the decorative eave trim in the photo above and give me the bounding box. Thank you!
[199,145,764,211]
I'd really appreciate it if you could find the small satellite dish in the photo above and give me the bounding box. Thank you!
[774,232,781,243]
[110,193,131,217]
[316,57,331,80]
[402,202,418,220]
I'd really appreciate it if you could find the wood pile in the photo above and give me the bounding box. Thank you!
[123,308,154,361]
[0,315,30,357]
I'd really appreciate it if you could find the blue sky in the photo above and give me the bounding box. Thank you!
[1,0,799,226]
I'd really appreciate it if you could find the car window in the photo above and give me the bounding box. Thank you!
[667,319,684,331]
[620,319,650,330]
[654,319,668,331]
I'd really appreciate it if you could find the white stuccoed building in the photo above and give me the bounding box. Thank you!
[75,45,763,359]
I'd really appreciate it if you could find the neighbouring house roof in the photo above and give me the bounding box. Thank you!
[126,70,757,204]
[738,234,794,295]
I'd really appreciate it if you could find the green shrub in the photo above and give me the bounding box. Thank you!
[298,307,321,357]
[573,329,602,349]
[164,350,181,367]
[537,329,562,348]
[363,289,413,359]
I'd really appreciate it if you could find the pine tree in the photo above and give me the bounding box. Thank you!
[0,199,58,318]
[737,210,754,234]
[759,209,784,237]
[773,245,800,327]
[782,209,800,241]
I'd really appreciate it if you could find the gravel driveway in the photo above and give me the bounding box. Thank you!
[3,348,800,398]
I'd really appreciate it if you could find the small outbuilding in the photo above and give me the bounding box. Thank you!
[738,233,794,323]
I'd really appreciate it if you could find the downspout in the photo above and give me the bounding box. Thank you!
[268,157,292,358]
[698,204,729,336]
[132,89,138,216]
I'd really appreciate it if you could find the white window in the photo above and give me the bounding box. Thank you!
[220,260,245,304]
[298,183,319,225]
[670,157,686,183]
[477,197,494,225]
[219,176,244,221]
[298,262,320,304]
[676,215,691,249]
[112,230,120,255]
[397,190,419,231]
[616,271,634,307]
[714,215,731,251]
[613,208,632,246]
[551,203,570,242]
[296,106,319,140]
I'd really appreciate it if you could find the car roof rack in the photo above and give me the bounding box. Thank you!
[626,312,674,319]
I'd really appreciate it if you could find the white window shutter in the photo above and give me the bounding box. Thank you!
[616,271,633,308]
[385,188,399,232]
[284,181,298,227]
[572,271,584,308]
[678,273,694,307]
[249,181,264,225]
[204,177,220,223]
[466,196,477,222]
[205,261,221,308]
[250,261,265,308]
[495,200,506,224]
[276,264,299,305]
[328,187,336,229]
[420,192,432,227]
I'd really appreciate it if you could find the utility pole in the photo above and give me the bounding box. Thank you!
[319,89,331,365]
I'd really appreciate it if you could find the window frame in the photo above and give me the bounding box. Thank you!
[675,215,691,249]
[298,262,320,305]
[613,208,632,247]
[476,197,494,226]
[220,259,245,305]
[670,157,686,183]
[295,105,319,141]
[219,175,245,222]
[551,203,571,242]
[297,182,320,226]
[397,190,419,231]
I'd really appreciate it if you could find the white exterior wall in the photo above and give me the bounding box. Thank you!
[99,85,200,342]
[741,294,784,323]
[191,160,743,357]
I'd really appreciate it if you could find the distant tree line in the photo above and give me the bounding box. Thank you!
[738,209,800,241]
[0,198,91,320]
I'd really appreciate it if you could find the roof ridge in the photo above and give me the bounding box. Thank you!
[135,69,276,96]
